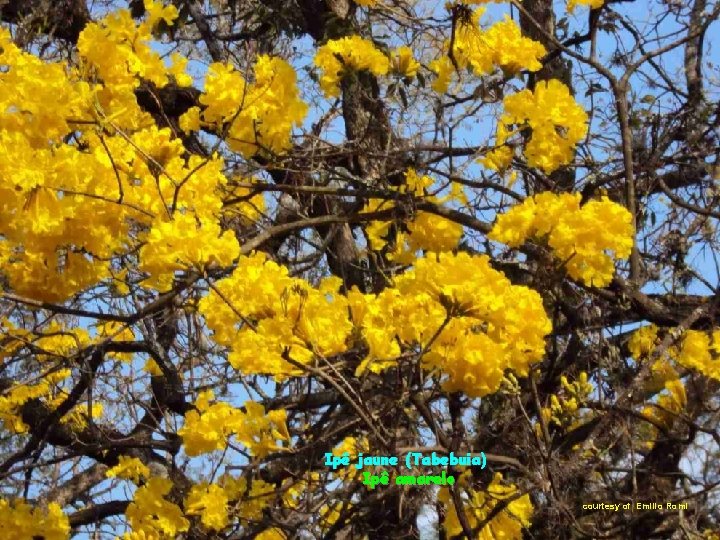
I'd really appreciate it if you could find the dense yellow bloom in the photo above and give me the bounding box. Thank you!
[144,0,179,28]
[479,144,514,172]
[179,391,290,457]
[349,248,553,392]
[392,46,421,78]
[393,252,550,396]
[489,192,634,286]
[125,477,189,538]
[431,10,545,93]
[218,474,278,521]
[677,330,720,380]
[628,324,660,360]
[139,213,240,290]
[626,325,720,447]
[184,482,230,531]
[439,472,534,539]
[0,499,70,540]
[314,35,391,97]
[362,169,463,262]
[199,252,353,378]
[31,320,91,361]
[491,80,589,173]
[0,13,230,302]
[629,325,720,382]
[178,391,241,456]
[429,56,455,93]
[106,456,151,484]
[199,57,307,157]
[78,8,170,89]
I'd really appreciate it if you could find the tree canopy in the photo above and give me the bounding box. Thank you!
[0,0,719,538]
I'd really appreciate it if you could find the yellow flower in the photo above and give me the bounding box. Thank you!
[392,46,420,78]
[184,483,230,531]
[106,456,151,484]
[179,391,291,457]
[439,472,533,539]
[314,35,390,97]
[497,79,588,173]
[125,477,189,537]
[144,0,179,28]
[489,192,634,286]
[430,10,545,93]
[0,499,70,540]
[199,57,307,157]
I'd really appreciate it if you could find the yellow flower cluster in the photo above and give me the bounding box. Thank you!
[629,324,720,382]
[78,4,186,91]
[538,372,593,434]
[394,252,551,396]
[256,528,288,540]
[489,192,634,286]
[483,80,589,173]
[139,213,240,290]
[48,389,104,431]
[319,501,350,533]
[677,329,720,380]
[182,474,301,534]
[219,474,279,520]
[198,248,549,398]
[0,31,111,302]
[199,253,353,377]
[626,324,716,447]
[191,56,307,157]
[641,377,686,432]
[94,321,135,362]
[178,390,290,457]
[331,436,370,482]
[439,472,534,539]
[106,456,151,484]
[185,482,230,531]
[31,320,91,361]
[0,369,71,433]
[391,46,421,78]
[0,499,70,540]
[363,169,464,264]
[125,477,189,538]
[0,6,266,302]
[429,10,546,93]
[364,199,463,265]
[314,36,391,97]
[0,320,114,431]
[627,323,661,359]
[143,0,180,28]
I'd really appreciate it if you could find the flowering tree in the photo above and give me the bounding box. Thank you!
[1,0,719,538]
